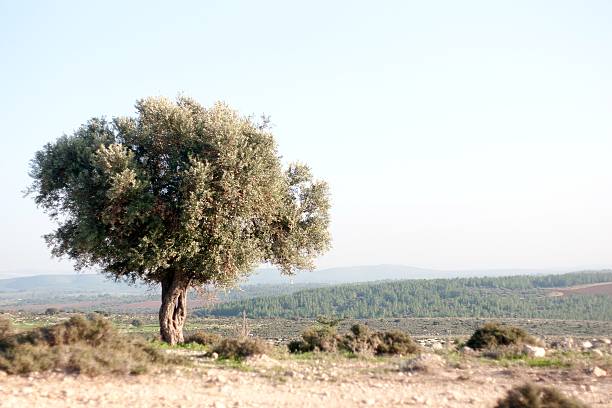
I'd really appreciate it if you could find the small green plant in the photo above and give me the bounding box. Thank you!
[495,383,589,408]
[212,337,268,360]
[467,322,537,350]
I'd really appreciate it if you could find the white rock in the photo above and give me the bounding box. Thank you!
[460,346,475,355]
[592,349,604,357]
[400,353,445,373]
[591,366,607,377]
[431,342,443,350]
[522,344,546,357]
[581,341,593,349]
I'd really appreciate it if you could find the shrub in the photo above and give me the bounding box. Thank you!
[44,307,60,315]
[300,324,340,352]
[374,330,419,355]
[16,315,116,347]
[288,339,310,353]
[131,319,143,327]
[185,331,221,346]
[340,325,418,356]
[0,316,12,339]
[0,315,178,375]
[495,383,589,408]
[212,337,268,360]
[466,323,537,350]
[290,323,419,356]
[341,324,378,354]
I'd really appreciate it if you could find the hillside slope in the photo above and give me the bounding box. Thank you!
[195,271,612,320]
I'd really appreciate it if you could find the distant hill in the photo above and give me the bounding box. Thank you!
[195,270,612,320]
[244,265,563,285]
[0,265,575,294]
[0,274,149,294]
[0,267,609,315]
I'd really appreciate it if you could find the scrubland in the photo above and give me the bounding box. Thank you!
[0,313,610,407]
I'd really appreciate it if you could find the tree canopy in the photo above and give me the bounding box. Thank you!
[29,96,331,343]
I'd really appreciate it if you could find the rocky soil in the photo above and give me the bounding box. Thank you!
[1,349,610,408]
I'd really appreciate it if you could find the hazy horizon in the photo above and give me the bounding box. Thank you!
[0,264,607,281]
[2,1,611,277]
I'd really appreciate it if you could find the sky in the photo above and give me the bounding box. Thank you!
[1,1,611,277]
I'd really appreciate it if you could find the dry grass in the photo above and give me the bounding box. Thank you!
[0,316,12,339]
[212,337,269,360]
[0,315,179,375]
[495,383,590,408]
[184,331,221,347]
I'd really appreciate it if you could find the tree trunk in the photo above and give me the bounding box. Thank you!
[159,271,189,345]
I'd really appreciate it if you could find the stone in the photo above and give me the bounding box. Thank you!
[400,353,445,373]
[553,337,575,349]
[431,342,443,350]
[522,344,546,358]
[591,366,607,377]
[592,349,604,357]
[581,341,593,349]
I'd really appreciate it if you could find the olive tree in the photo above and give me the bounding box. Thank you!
[29,96,331,344]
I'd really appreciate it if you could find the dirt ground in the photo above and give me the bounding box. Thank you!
[1,354,610,408]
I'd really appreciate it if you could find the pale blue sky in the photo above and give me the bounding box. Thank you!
[1,1,611,276]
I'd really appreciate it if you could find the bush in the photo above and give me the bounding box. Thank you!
[340,324,419,356]
[130,319,143,327]
[0,317,12,339]
[185,331,221,346]
[466,323,537,350]
[0,315,177,375]
[290,323,419,356]
[374,330,419,355]
[44,307,60,315]
[341,324,378,354]
[288,339,310,353]
[212,337,268,360]
[300,324,340,352]
[495,383,589,408]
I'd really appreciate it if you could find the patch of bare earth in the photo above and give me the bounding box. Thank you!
[0,356,610,407]
[549,282,612,297]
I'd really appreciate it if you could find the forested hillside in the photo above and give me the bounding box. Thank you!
[194,271,612,320]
